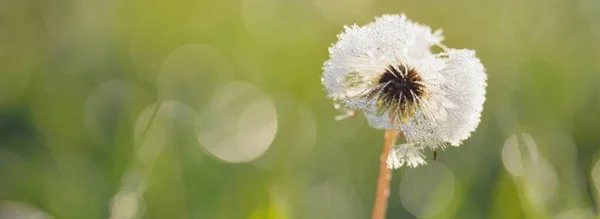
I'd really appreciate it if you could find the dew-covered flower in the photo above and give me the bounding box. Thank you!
[321,14,487,168]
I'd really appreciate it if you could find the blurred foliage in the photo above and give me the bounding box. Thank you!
[0,0,600,218]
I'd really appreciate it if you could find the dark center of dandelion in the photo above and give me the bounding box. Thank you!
[373,65,425,118]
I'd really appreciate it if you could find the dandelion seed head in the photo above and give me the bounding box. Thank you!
[322,14,487,168]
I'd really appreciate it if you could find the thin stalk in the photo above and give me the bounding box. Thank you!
[371,129,399,219]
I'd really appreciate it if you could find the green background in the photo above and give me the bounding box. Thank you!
[0,0,599,218]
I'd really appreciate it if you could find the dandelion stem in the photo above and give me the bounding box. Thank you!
[371,129,399,219]
[434,149,437,161]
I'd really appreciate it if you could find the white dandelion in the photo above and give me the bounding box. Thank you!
[321,14,487,168]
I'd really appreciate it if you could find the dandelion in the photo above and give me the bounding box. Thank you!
[321,14,487,168]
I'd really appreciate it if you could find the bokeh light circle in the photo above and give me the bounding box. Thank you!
[196,81,277,163]
[399,162,456,218]
[501,134,525,176]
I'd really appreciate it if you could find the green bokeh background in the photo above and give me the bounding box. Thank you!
[1,0,599,218]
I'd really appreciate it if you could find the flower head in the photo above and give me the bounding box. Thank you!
[321,14,487,168]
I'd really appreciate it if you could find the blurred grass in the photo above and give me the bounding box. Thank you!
[0,0,600,218]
